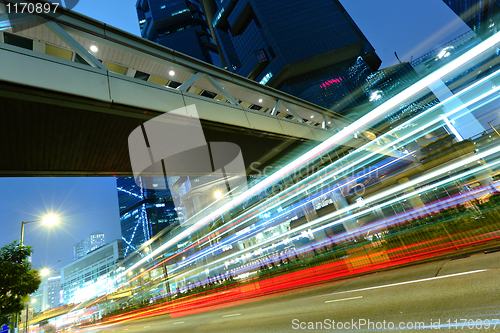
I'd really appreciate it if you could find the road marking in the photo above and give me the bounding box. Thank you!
[174,322,185,324]
[222,313,241,318]
[332,269,487,295]
[325,296,363,303]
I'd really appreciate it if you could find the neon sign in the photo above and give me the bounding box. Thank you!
[320,77,342,89]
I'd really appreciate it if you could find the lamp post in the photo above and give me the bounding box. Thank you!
[18,214,58,333]
[20,214,58,246]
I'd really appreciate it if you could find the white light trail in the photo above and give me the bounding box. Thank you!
[170,151,500,281]
[330,270,487,295]
[119,30,500,280]
[325,296,363,303]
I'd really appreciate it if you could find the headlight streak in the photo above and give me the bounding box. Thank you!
[272,184,495,268]
[169,149,500,282]
[126,91,496,290]
[116,32,500,285]
[167,76,500,274]
[146,63,500,277]
[184,65,500,254]
[170,154,417,274]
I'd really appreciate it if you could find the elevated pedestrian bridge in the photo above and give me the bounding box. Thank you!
[0,0,355,177]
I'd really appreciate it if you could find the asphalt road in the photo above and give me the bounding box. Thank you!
[77,250,500,332]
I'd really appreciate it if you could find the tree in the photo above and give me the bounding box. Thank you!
[0,241,41,327]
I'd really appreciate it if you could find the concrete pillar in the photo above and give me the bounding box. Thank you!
[330,190,358,232]
[302,201,317,222]
[397,177,427,218]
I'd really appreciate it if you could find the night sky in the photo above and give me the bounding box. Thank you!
[0,0,470,272]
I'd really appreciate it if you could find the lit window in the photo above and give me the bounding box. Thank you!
[171,9,189,16]
[213,7,225,25]
[256,49,268,63]
[259,72,273,85]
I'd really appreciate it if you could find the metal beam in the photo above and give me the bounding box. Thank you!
[176,72,203,91]
[271,99,281,116]
[203,74,240,105]
[283,101,304,123]
[44,20,108,71]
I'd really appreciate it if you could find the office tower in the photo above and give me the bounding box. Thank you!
[73,240,85,260]
[73,231,106,260]
[61,240,123,304]
[211,0,381,112]
[117,176,182,258]
[30,271,62,313]
[442,0,500,39]
[136,0,222,66]
[84,231,106,253]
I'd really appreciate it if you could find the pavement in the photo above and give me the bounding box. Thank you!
[74,249,500,332]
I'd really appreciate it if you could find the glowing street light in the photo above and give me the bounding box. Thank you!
[18,215,58,333]
[43,214,58,226]
[214,191,222,200]
[20,214,59,246]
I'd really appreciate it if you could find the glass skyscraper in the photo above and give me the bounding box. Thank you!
[136,0,222,66]
[211,0,381,112]
[117,176,182,258]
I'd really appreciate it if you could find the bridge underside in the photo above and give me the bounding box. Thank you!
[0,82,313,177]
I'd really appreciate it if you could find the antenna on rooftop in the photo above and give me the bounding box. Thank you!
[394,52,402,64]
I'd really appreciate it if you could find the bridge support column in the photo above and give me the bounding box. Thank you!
[397,177,427,218]
[330,190,358,232]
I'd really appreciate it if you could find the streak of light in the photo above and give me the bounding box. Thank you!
[325,296,363,303]
[118,31,500,279]
[330,270,488,295]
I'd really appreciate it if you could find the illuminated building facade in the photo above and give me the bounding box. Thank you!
[30,272,62,313]
[343,62,426,124]
[73,231,106,260]
[117,177,182,258]
[61,240,123,304]
[211,0,381,111]
[136,0,222,66]
[443,0,500,39]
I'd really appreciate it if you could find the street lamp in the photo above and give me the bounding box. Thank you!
[20,214,59,246]
[18,214,58,333]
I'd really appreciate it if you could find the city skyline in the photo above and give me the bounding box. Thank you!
[69,0,470,67]
[0,177,121,270]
